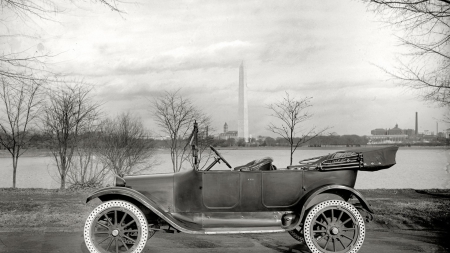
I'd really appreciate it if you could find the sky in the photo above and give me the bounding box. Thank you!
[3,0,448,137]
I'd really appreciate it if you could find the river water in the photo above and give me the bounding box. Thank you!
[0,147,449,189]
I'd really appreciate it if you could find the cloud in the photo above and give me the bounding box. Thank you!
[14,0,446,136]
[115,40,256,74]
[61,40,258,78]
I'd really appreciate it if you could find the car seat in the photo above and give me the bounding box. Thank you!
[234,157,275,171]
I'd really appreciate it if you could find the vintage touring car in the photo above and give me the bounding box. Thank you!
[84,123,398,253]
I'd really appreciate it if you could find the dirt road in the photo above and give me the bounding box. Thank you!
[0,229,448,253]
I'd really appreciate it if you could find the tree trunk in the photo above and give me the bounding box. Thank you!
[290,130,294,166]
[60,172,66,190]
[12,155,18,188]
[290,148,293,166]
[60,155,66,190]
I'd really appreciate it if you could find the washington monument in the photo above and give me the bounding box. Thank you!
[238,61,249,142]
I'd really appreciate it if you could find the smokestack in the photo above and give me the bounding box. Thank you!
[436,122,438,136]
[415,112,418,135]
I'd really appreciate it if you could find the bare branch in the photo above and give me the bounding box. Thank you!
[267,92,328,165]
[96,112,157,177]
[366,0,450,107]
[151,90,211,172]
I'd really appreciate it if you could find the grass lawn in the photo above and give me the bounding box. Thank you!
[0,188,99,231]
[0,188,449,231]
[360,189,450,230]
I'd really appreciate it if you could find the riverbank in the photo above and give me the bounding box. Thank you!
[0,145,447,158]
[0,188,448,232]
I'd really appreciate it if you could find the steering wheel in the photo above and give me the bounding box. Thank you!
[210,146,232,169]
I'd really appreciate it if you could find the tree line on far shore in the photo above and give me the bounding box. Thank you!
[211,135,369,148]
[0,131,371,151]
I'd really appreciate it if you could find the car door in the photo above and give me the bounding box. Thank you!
[239,170,262,211]
[202,171,240,209]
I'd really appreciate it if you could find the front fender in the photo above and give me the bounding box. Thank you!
[286,185,373,230]
[86,187,146,204]
[86,187,204,234]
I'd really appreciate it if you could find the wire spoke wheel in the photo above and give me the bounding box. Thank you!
[304,200,365,253]
[84,200,148,253]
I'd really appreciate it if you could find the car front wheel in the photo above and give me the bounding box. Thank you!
[84,200,149,253]
[303,200,365,253]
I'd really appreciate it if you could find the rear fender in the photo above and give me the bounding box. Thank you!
[285,185,373,230]
[86,187,203,234]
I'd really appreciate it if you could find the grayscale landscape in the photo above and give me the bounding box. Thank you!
[0,0,449,253]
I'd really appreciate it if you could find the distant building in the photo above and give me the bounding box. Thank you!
[369,124,410,144]
[403,129,415,136]
[415,112,418,135]
[422,134,437,142]
[218,122,238,140]
[387,124,402,135]
[371,128,387,135]
[371,124,415,137]
[367,134,408,144]
[238,62,249,142]
[219,131,238,140]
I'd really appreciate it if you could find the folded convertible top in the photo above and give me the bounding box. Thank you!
[297,146,399,171]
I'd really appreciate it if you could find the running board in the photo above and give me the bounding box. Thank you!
[149,223,287,235]
[204,227,287,235]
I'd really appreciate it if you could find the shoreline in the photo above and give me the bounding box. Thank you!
[0,145,447,158]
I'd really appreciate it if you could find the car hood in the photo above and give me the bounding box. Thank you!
[124,173,175,211]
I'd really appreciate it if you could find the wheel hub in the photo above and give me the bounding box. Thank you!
[111,229,119,237]
[330,227,339,235]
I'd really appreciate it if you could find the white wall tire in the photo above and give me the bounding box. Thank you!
[84,200,148,253]
[303,200,365,253]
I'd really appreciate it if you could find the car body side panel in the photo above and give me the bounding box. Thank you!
[199,170,305,212]
[303,169,357,191]
[239,171,263,211]
[174,169,203,212]
[262,170,304,208]
[202,171,240,209]
[124,173,174,212]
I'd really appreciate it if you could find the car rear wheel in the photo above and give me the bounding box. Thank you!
[84,200,149,253]
[303,200,365,253]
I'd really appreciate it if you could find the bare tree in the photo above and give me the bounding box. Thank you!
[267,92,328,166]
[43,82,100,189]
[0,77,43,188]
[365,0,450,108]
[96,113,157,176]
[66,131,107,188]
[152,90,211,172]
